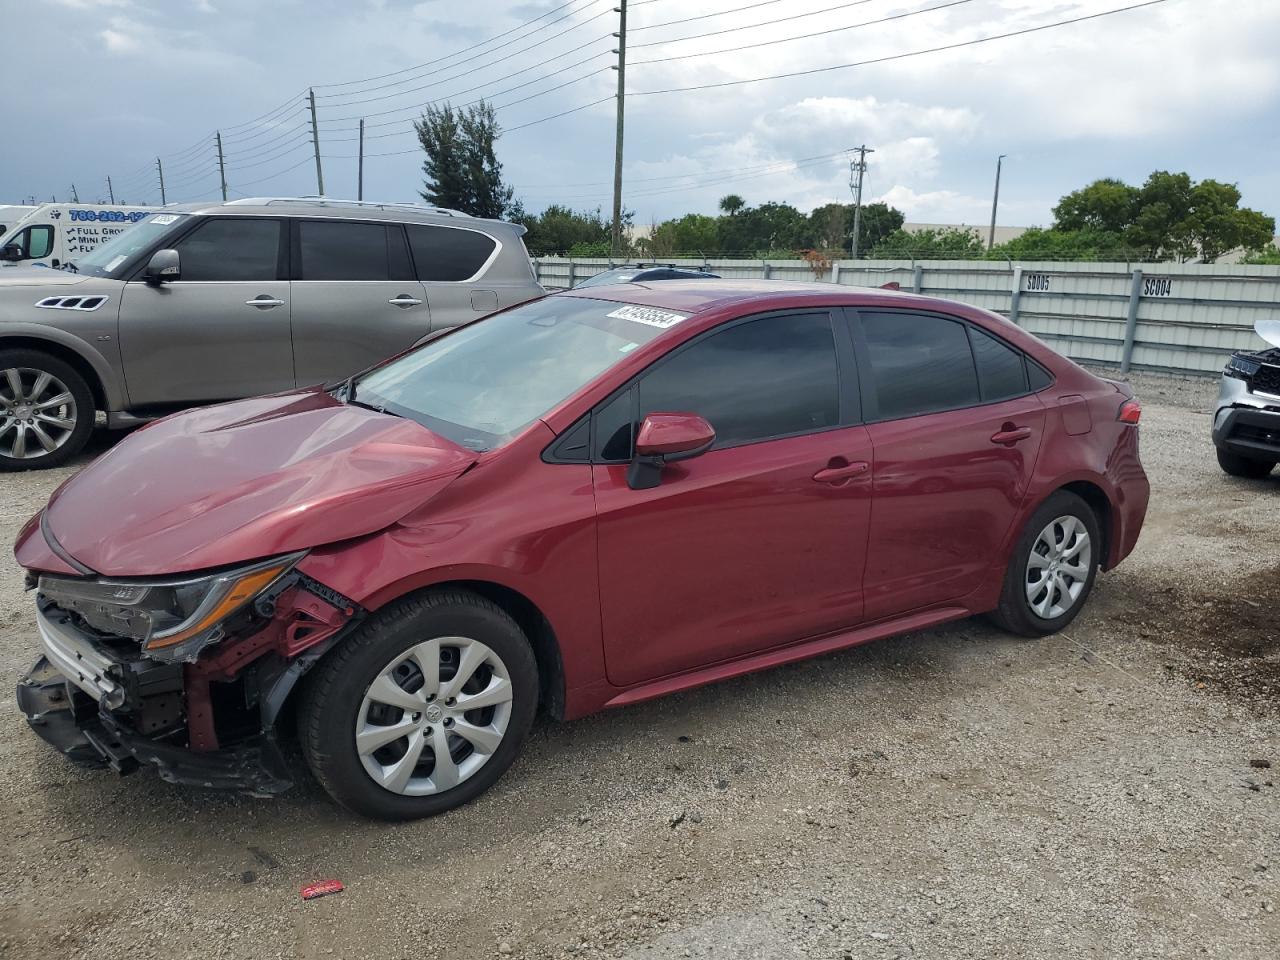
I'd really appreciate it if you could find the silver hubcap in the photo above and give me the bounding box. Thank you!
[1025,515,1092,620]
[0,367,78,460]
[356,637,514,796]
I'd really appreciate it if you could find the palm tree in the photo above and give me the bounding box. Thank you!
[719,194,745,216]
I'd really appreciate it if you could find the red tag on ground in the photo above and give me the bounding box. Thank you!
[300,879,344,900]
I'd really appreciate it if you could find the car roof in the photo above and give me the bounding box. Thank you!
[168,198,524,233]
[560,278,931,315]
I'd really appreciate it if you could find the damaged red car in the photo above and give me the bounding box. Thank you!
[15,281,1149,820]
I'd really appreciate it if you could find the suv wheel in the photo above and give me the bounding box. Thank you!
[0,349,95,471]
[299,589,538,821]
[1216,448,1275,479]
[990,490,1101,637]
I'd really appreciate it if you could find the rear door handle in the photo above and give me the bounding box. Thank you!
[389,295,424,308]
[991,426,1033,445]
[813,460,870,484]
[245,296,285,309]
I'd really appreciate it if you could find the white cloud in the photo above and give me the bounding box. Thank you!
[100,25,139,53]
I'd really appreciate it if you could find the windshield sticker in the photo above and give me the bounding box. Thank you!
[150,214,179,225]
[619,341,640,353]
[606,304,688,329]
[105,255,128,272]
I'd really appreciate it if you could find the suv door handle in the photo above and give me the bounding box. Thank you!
[991,425,1032,445]
[389,295,424,307]
[813,459,870,484]
[245,296,285,309]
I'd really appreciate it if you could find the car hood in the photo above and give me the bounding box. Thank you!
[0,265,91,287]
[37,389,478,577]
[1257,318,1280,349]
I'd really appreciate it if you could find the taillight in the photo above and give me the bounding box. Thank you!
[1118,398,1142,424]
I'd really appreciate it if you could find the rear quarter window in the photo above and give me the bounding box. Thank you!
[407,224,497,282]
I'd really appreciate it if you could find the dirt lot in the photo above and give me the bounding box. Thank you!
[0,371,1276,960]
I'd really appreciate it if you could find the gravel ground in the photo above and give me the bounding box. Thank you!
[0,370,1276,960]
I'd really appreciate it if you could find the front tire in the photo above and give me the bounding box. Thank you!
[0,349,95,471]
[1216,448,1275,479]
[298,589,538,821]
[989,490,1101,638]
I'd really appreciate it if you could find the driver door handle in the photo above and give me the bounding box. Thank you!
[813,460,870,484]
[389,295,424,307]
[245,296,285,309]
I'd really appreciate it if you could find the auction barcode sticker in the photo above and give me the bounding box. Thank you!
[150,214,179,225]
[606,304,689,329]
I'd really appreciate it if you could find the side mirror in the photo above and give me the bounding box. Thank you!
[627,412,716,490]
[144,249,181,284]
[0,244,23,262]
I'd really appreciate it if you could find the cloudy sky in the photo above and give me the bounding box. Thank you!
[3,0,1278,230]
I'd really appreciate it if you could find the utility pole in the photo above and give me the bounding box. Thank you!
[216,131,228,201]
[157,157,166,205]
[308,87,325,197]
[70,184,79,202]
[848,144,874,260]
[358,119,365,201]
[106,176,115,204]
[988,154,1006,250]
[610,1,627,257]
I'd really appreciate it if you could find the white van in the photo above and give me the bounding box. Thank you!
[0,205,36,235]
[0,203,166,270]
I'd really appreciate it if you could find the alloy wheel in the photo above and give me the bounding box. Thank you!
[1025,514,1092,620]
[355,636,514,796]
[0,367,79,461]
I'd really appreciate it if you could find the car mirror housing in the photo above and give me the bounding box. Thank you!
[627,412,716,490]
[144,249,181,284]
[1,243,24,262]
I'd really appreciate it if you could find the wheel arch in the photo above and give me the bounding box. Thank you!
[1053,479,1114,569]
[0,332,117,411]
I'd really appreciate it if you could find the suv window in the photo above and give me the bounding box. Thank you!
[299,220,391,281]
[407,224,497,282]
[861,312,980,420]
[968,325,1028,401]
[175,218,281,282]
[596,312,840,459]
[4,224,53,260]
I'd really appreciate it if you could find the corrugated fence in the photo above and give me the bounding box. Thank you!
[532,258,1280,377]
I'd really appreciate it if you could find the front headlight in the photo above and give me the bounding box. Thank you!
[38,553,305,662]
[1225,353,1262,380]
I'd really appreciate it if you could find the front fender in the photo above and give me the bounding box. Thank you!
[0,321,125,410]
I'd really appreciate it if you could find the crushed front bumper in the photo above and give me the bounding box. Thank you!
[16,604,294,796]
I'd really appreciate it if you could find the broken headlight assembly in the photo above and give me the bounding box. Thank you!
[1224,352,1262,381]
[37,552,305,662]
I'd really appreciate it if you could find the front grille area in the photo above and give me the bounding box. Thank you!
[1252,362,1280,397]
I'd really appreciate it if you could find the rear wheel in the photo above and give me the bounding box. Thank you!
[299,589,538,820]
[990,490,1101,638]
[1216,448,1275,479]
[0,349,94,471]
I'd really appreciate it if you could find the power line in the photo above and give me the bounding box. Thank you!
[631,0,881,47]
[632,0,1175,95]
[629,0,788,32]
[633,0,978,64]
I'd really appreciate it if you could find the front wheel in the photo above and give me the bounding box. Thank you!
[989,490,1102,638]
[298,589,538,820]
[0,349,95,470]
[1216,448,1275,479]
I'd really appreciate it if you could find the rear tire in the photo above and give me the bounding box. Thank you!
[0,349,94,471]
[1216,448,1275,479]
[989,490,1102,638]
[298,588,538,821]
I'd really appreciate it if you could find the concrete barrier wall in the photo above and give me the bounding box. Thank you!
[532,257,1280,376]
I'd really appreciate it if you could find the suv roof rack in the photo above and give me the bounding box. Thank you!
[223,197,467,217]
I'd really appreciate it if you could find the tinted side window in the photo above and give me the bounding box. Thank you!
[969,326,1028,401]
[595,387,635,461]
[636,312,840,450]
[407,225,497,282]
[861,312,979,420]
[1028,361,1053,391]
[175,218,281,282]
[299,220,389,281]
[6,225,53,260]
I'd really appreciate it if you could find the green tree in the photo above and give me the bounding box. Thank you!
[869,226,984,260]
[1243,242,1280,265]
[807,202,903,255]
[519,205,613,256]
[415,100,513,218]
[718,201,811,255]
[648,213,721,256]
[989,226,1133,262]
[1053,178,1139,233]
[1182,179,1275,262]
[718,194,745,215]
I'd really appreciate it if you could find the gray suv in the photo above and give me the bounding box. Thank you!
[1213,318,1280,478]
[0,198,543,470]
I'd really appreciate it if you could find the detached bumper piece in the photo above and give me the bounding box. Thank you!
[1214,407,1280,462]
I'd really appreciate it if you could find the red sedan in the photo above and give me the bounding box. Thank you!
[15,281,1149,820]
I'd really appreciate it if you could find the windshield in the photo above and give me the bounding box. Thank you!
[354,296,690,451]
[71,213,189,277]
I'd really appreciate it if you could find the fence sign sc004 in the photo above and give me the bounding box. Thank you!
[1142,276,1173,297]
